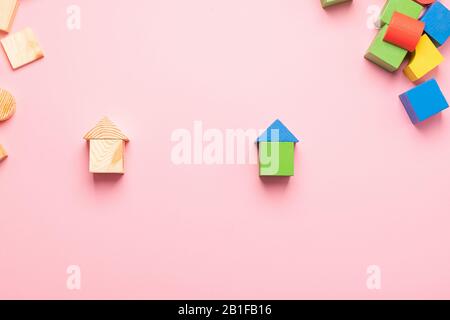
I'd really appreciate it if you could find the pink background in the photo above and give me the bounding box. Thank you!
[1,0,450,299]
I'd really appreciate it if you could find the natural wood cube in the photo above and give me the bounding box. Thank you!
[89,139,125,174]
[0,144,8,161]
[1,28,44,69]
[0,0,19,33]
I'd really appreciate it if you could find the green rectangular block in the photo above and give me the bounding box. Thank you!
[365,25,408,72]
[379,0,423,25]
[321,0,352,8]
[259,142,295,177]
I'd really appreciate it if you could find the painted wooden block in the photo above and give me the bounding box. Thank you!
[257,119,299,177]
[399,78,448,124]
[84,117,129,174]
[384,12,425,51]
[365,25,408,72]
[0,0,19,33]
[379,0,423,25]
[0,144,7,161]
[1,28,44,70]
[421,1,450,46]
[0,88,16,121]
[321,0,352,8]
[404,34,444,81]
[414,0,435,4]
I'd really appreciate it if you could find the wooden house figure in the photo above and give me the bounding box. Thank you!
[84,117,129,174]
[257,119,299,177]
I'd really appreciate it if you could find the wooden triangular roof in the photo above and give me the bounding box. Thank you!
[84,117,129,141]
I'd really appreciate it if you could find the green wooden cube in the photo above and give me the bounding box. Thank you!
[259,142,295,176]
[365,25,408,72]
[379,0,423,25]
[321,0,352,8]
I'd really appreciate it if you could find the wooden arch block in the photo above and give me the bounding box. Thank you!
[384,12,425,51]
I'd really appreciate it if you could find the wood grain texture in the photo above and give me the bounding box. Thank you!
[1,28,44,70]
[84,117,129,141]
[89,140,124,174]
[0,0,19,33]
[0,88,16,121]
[0,144,7,161]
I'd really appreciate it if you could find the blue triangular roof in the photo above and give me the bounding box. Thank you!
[257,119,299,143]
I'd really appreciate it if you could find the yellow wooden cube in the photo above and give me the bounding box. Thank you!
[404,34,444,82]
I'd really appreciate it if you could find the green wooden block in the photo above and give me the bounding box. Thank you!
[259,142,295,177]
[379,0,423,25]
[321,0,352,8]
[365,25,408,72]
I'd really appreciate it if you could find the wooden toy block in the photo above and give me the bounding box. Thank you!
[365,25,408,72]
[399,78,448,123]
[379,0,423,25]
[0,144,7,161]
[0,0,19,33]
[84,117,129,174]
[1,28,44,70]
[414,0,435,4]
[259,142,295,176]
[384,12,425,51]
[0,88,16,121]
[257,119,299,177]
[421,1,450,46]
[404,34,444,81]
[321,0,352,8]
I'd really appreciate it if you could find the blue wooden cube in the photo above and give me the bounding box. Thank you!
[400,78,449,124]
[421,1,450,47]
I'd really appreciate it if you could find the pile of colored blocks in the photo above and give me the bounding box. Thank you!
[365,0,449,124]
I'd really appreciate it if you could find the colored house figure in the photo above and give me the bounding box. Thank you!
[84,117,129,174]
[257,119,299,177]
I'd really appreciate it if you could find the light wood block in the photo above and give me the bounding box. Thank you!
[404,34,444,82]
[84,117,129,174]
[0,144,7,161]
[0,0,19,33]
[0,88,15,121]
[1,28,44,69]
[88,139,125,174]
